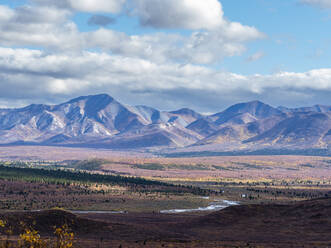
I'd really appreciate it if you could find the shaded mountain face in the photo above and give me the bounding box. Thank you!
[0,94,330,150]
[169,108,203,125]
[212,100,283,124]
[245,112,331,148]
[187,101,287,146]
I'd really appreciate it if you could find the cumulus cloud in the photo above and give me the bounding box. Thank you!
[31,0,126,13]
[88,15,116,26]
[128,0,264,64]
[85,28,251,64]
[300,0,331,8]
[131,0,224,30]
[131,0,264,41]
[0,4,83,51]
[2,1,327,112]
[13,5,70,23]
[0,3,263,64]
[0,47,331,111]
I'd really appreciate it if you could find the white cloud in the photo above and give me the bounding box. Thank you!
[0,5,14,22]
[131,0,224,30]
[14,5,70,23]
[86,28,253,64]
[0,4,83,51]
[300,0,331,8]
[0,3,263,64]
[31,0,125,13]
[69,0,125,13]
[130,0,264,63]
[0,47,331,111]
[131,0,264,41]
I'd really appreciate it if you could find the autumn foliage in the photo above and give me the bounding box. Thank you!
[0,221,75,248]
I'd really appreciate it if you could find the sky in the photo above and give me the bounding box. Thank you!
[0,0,331,113]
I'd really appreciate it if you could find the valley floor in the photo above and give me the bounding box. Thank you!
[1,197,331,247]
[0,146,330,247]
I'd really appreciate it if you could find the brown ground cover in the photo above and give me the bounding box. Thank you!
[1,146,331,206]
[0,179,209,212]
[1,197,330,247]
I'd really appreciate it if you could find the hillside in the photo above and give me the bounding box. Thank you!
[1,198,330,247]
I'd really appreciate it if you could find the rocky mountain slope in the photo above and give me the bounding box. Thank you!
[0,94,330,151]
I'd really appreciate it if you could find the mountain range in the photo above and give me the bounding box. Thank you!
[0,94,330,152]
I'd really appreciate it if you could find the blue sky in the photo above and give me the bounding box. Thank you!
[223,0,331,74]
[0,0,331,112]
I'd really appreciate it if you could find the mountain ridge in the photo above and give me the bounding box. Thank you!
[0,94,330,151]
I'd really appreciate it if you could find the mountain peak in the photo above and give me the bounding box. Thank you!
[232,100,268,108]
[67,93,114,104]
[21,104,49,113]
[246,100,264,104]
[209,100,283,126]
[221,100,282,118]
[171,108,198,115]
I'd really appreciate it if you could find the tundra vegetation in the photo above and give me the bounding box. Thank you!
[0,155,330,211]
[0,154,330,248]
[0,162,214,212]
